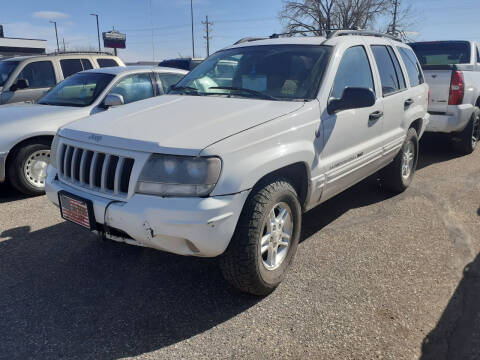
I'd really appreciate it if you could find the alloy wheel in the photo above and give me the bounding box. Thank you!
[260,202,293,271]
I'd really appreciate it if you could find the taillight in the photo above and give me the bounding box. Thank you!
[448,71,464,105]
[427,88,430,106]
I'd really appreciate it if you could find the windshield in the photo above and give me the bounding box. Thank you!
[409,41,471,66]
[0,61,19,87]
[170,45,331,101]
[38,72,115,107]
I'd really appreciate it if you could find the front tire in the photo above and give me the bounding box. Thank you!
[382,127,419,193]
[451,107,480,155]
[219,179,302,296]
[7,139,51,196]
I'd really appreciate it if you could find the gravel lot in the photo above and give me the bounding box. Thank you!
[0,136,479,360]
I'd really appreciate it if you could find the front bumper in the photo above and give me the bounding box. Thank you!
[0,151,7,183]
[45,165,249,257]
[426,104,473,133]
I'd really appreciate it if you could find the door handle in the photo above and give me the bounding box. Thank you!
[404,98,414,107]
[369,111,383,121]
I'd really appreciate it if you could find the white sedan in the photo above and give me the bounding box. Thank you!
[0,66,187,195]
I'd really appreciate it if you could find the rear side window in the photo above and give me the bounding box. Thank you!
[398,47,424,87]
[331,46,374,99]
[60,59,84,78]
[159,73,185,92]
[17,61,56,88]
[409,41,471,65]
[371,45,403,96]
[81,59,93,70]
[97,58,119,68]
[387,47,406,89]
[109,73,154,104]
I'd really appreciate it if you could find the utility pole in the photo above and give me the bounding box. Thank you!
[62,38,66,52]
[90,13,101,52]
[49,20,60,53]
[202,15,213,57]
[148,0,155,61]
[190,0,195,58]
[391,0,398,36]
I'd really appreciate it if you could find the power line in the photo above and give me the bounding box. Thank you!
[202,15,213,57]
[121,16,277,32]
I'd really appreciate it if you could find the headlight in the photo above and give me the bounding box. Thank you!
[50,134,60,167]
[136,154,222,197]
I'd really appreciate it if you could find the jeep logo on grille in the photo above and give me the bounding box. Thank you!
[88,134,103,142]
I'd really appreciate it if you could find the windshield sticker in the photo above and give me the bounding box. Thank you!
[242,75,267,92]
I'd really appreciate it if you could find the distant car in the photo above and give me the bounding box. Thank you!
[409,40,480,154]
[0,52,125,105]
[158,57,204,71]
[0,66,187,195]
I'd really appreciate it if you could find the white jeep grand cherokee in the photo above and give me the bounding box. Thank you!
[46,31,429,295]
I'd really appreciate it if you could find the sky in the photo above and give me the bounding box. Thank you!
[1,0,480,63]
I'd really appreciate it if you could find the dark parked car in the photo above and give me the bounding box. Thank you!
[158,57,204,71]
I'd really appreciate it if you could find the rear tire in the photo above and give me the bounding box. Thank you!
[7,139,51,196]
[382,127,419,193]
[219,179,302,296]
[451,107,480,155]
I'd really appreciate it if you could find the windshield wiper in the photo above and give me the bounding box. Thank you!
[208,86,278,101]
[170,85,200,94]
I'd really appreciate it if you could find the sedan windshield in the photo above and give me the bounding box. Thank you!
[170,44,331,101]
[38,72,115,107]
[0,61,19,87]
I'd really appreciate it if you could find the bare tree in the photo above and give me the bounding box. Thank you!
[279,0,391,36]
[279,0,336,36]
[385,0,417,40]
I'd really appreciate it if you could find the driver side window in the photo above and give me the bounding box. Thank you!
[109,73,154,105]
[331,46,374,99]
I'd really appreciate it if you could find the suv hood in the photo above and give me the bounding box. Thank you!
[60,95,305,155]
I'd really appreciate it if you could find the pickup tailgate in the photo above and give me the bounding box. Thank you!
[422,67,452,113]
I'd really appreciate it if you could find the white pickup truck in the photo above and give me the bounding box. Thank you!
[410,41,480,154]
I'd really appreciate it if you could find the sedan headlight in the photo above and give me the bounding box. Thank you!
[136,154,222,197]
[50,134,60,167]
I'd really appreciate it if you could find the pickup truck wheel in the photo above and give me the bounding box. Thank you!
[7,140,51,196]
[219,180,301,296]
[452,107,480,155]
[382,127,418,193]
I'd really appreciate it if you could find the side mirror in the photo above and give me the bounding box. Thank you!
[10,79,30,91]
[327,87,376,114]
[104,93,124,108]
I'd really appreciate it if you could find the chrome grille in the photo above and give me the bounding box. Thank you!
[58,144,135,197]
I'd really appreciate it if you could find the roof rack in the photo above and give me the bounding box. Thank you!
[45,51,115,56]
[234,37,269,45]
[269,30,325,38]
[327,30,402,42]
[234,29,402,46]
